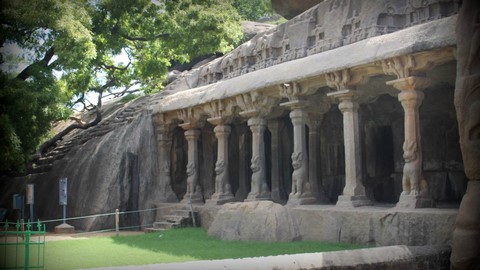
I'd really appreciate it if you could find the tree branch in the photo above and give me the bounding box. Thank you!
[16,47,55,80]
[34,90,104,158]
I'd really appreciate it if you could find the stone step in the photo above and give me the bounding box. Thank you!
[163,215,188,223]
[153,221,179,230]
[36,156,55,166]
[171,209,193,217]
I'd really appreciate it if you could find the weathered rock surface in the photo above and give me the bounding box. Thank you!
[208,201,301,241]
[272,0,324,19]
[205,203,457,246]
[0,97,176,230]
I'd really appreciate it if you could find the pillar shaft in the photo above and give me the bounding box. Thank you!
[155,124,177,202]
[246,117,270,201]
[287,108,316,205]
[207,124,235,204]
[181,129,202,203]
[308,120,329,203]
[327,91,372,207]
[387,76,434,208]
[268,119,286,203]
[339,97,364,196]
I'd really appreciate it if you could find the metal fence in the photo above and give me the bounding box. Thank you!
[1,220,46,270]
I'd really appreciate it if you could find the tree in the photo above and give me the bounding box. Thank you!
[232,0,274,21]
[0,0,243,173]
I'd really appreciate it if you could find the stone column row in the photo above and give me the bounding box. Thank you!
[157,56,437,209]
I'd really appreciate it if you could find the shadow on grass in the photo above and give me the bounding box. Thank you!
[110,227,366,261]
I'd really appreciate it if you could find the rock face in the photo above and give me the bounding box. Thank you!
[271,0,324,19]
[208,201,301,241]
[0,97,177,230]
[450,0,480,268]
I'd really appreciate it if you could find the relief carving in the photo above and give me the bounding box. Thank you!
[214,160,231,195]
[185,162,201,198]
[183,1,458,90]
[290,152,309,197]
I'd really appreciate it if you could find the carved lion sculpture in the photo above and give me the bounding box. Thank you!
[185,162,196,195]
[401,141,428,196]
[215,160,225,194]
[290,152,307,197]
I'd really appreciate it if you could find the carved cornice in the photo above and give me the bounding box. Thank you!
[236,91,278,118]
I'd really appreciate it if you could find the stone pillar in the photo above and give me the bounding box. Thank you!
[327,91,372,207]
[246,117,271,201]
[179,128,203,204]
[235,124,250,201]
[154,121,178,202]
[206,122,235,205]
[268,119,286,203]
[286,107,316,205]
[387,76,435,208]
[307,119,329,203]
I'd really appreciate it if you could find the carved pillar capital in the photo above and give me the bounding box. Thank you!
[213,124,231,137]
[178,107,205,130]
[386,76,432,92]
[206,99,235,125]
[184,129,201,140]
[325,69,368,92]
[237,91,278,119]
[382,54,434,79]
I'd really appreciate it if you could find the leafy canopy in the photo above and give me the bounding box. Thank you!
[0,0,243,172]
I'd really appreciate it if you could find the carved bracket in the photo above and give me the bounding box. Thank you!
[205,99,235,125]
[325,69,368,92]
[382,54,434,79]
[236,91,278,118]
[178,107,205,129]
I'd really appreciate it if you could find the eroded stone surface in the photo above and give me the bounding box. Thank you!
[208,201,301,241]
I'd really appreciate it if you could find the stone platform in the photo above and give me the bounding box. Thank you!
[197,201,458,247]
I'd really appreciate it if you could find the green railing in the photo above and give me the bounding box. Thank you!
[1,220,45,270]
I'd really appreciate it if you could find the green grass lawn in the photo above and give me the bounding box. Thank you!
[3,228,366,269]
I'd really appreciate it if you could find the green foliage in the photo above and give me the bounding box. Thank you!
[232,0,274,21]
[39,228,365,269]
[0,0,244,172]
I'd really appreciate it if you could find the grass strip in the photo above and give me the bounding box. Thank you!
[37,227,365,269]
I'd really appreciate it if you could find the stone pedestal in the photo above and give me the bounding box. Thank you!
[387,77,435,208]
[54,223,75,234]
[180,128,203,204]
[327,90,372,207]
[206,122,235,205]
[245,117,271,201]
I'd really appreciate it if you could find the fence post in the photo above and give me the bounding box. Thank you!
[115,209,119,236]
[25,221,31,270]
